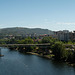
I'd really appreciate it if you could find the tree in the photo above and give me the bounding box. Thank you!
[67,50,75,63]
[6,39,17,44]
[52,42,66,61]
[42,36,55,44]
[24,37,34,44]
[17,37,34,44]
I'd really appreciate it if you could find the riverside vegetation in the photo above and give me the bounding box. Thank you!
[0,36,75,66]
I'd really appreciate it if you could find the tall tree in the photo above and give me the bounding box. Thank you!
[52,42,66,61]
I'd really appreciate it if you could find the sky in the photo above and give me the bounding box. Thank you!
[0,0,75,31]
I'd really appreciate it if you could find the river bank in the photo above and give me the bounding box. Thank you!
[7,45,75,67]
[26,52,75,67]
[26,52,53,59]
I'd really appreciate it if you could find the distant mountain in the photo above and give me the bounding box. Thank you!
[0,27,54,36]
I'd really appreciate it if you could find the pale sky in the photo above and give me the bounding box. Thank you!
[0,0,75,31]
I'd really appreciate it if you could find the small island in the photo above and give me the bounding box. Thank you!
[0,48,4,57]
[0,54,4,57]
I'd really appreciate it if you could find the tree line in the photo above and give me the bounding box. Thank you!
[0,36,75,64]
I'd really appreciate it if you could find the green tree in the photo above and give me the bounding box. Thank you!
[42,36,55,44]
[0,39,6,44]
[6,39,17,44]
[17,40,25,44]
[17,37,34,44]
[52,42,66,61]
[24,38,34,44]
[67,50,75,63]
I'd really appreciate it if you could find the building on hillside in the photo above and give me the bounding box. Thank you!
[54,30,70,41]
[69,31,75,41]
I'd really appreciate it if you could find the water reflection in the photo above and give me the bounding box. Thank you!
[0,47,75,75]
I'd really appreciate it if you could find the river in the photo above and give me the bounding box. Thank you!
[0,47,75,75]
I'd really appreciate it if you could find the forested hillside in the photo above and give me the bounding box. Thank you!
[0,27,54,36]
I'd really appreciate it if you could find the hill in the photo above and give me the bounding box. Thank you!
[0,27,54,36]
